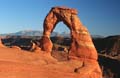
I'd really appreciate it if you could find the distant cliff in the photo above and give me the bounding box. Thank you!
[93,35,120,57]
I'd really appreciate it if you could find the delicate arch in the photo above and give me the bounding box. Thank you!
[40,7,98,60]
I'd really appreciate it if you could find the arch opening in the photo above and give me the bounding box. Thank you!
[51,22,71,52]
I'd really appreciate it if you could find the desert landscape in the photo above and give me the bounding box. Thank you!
[0,0,120,78]
[0,7,103,78]
[1,32,120,78]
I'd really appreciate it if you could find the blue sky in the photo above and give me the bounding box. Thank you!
[0,0,120,36]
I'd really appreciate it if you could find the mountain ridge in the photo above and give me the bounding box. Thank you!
[0,30,104,38]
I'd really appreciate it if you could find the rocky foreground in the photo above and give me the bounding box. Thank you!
[0,47,83,78]
[0,46,102,78]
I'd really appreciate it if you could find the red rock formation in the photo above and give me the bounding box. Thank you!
[40,7,102,78]
[40,36,53,52]
[0,38,6,47]
[11,46,21,50]
[31,42,41,53]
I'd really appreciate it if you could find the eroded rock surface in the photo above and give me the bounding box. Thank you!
[40,6,102,78]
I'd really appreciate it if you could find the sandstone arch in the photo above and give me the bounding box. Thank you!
[40,7,102,78]
[41,7,98,60]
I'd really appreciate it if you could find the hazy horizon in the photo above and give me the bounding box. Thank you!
[0,0,120,36]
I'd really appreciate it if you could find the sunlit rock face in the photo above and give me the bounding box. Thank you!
[0,38,6,47]
[40,6,102,78]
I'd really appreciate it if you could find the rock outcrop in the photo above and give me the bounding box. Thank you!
[40,7,102,78]
[0,38,6,47]
[11,46,21,50]
[30,42,41,53]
